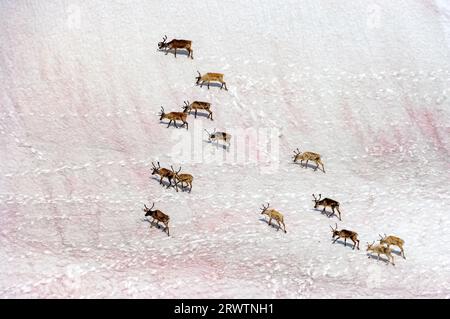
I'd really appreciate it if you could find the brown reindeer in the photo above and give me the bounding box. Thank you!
[312,194,342,220]
[151,162,175,188]
[330,223,360,250]
[143,203,170,236]
[171,166,193,193]
[158,35,193,59]
[260,203,286,233]
[195,71,228,90]
[379,234,405,259]
[293,148,325,173]
[183,100,213,120]
[367,241,395,265]
[159,106,189,130]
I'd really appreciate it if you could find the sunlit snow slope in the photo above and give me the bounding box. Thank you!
[1,0,450,298]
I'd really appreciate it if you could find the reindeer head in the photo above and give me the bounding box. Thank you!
[182,101,191,113]
[204,128,217,142]
[366,241,376,251]
[378,233,388,245]
[159,106,166,121]
[158,35,168,50]
[312,194,322,208]
[143,203,155,216]
[171,165,182,177]
[330,223,339,238]
[195,71,202,85]
[293,148,301,162]
[151,162,161,175]
[260,203,270,215]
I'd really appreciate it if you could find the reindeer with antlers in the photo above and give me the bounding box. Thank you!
[367,241,395,265]
[195,71,228,90]
[312,194,342,221]
[205,129,231,148]
[157,35,193,59]
[379,234,405,259]
[260,203,287,233]
[159,106,189,130]
[171,166,193,193]
[143,203,170,236]
[183,100,213,120]
[330,223,360,250]
[293,148,325,173]
[151,162,176,188]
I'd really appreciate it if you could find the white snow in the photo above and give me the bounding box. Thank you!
[1,0,450,298]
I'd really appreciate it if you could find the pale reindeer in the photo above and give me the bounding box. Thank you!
[204,129,231,148]
[143,203,170,236]
[195,71,228,90]
[330,223,360,250]
[293,148,325,173]
[367,241,395,265]
[151,162,176,188]
[171,166,193,193]
[158,35,193,59]
[159,106,189,130]
[260,203,287,233]
[183,100,213,120]
[312,194,342,220]
[379,234,405,259]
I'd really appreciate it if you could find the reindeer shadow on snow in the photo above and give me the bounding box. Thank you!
[157,48,191,58]
[366,252,391,264]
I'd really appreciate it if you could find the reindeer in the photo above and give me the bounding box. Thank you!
[367,241,395,265]
[260,203,287,233]
[330,223,360,250]
[159,106,189,130]
[195,71,228,90]
[293,148,325,173]
[379,234,405,259]
[151,162,176,188]
[171,166,193,193]
[312,194,342,220]
[157,35,193,59]
[183,100,213,120]
[204,129,231,147]
[143,203,170,236]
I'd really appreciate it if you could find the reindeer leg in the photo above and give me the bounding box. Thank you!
[150,218,155,227]
[344,238,347,247]
[268,217,272,227]
[159,176,163,184]
[401,247,406,259]
[224,82,228,91]
[332,237,339,244]
[195,109,197,118]
[167,177,172,189]
[207,82,210,90]
[167,120,172,128]
[166,225,170,236]
[337,207,342,221]
[276,220,281,231]
[305,159,309,168]
[209,111,213,120]
[356,239,360,250]
[282,221,287,233]
[174,48,177,58]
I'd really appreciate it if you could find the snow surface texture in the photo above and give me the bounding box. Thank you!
[1,0,450,298]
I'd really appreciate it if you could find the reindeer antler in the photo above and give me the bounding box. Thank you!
[150,202,155,210]
[204,129,211,136]
[163,35,167,42]
[157,162,161,168]
[294,148,301,155]
[318,194,322,200]
[151,162,157,169]
[312,194,317,201]
[379,234,384,240]
[197,71,201,77]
